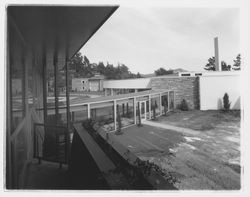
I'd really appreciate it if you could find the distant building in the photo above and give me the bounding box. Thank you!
[71,73,105,92]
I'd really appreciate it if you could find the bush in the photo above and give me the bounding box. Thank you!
[223,93,231,112]
[179,99,189,111]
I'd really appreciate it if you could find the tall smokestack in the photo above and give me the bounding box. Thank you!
[214,37,220,71]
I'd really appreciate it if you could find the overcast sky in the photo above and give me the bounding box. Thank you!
[81,6,240,74]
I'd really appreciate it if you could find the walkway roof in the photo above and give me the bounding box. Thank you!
[8,6,118,68]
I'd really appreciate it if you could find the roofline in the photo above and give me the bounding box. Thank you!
[69,5,119,60]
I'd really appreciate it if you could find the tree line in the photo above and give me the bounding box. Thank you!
[67,52,142,79]
[204,54,241,71]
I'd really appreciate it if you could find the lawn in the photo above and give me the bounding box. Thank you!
[111,110,241,190]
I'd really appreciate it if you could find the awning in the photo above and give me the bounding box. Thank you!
[8,5,118,68]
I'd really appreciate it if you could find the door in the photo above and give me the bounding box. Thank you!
[140,101,147,121]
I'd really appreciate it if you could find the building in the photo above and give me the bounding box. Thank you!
[103,71,241,110]
[72,74,105,92]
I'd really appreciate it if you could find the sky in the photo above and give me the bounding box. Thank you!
[81,6,240,74]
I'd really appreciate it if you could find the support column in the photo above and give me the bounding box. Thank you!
[168,91,170,111]
[87,104,90,119]
[54,57,59,124]
[114,100,117,131]
[65,60,71,130]
[159,93,162,115]
[133,97,136,124]
[149,94,151,119]
[111,88,114,96]
[42,54,47,124]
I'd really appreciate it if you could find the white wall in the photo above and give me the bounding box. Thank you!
[199,74,240,110]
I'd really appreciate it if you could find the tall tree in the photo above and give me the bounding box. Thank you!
[233,54,241,71]
[204,56,216,71]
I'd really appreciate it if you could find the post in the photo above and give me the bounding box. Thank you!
[149,94,151,119]
[54,57,59,124]
[65,58,71,149]
[114,100,117,131]
[159,93,162,115]
[42,53,47,124]
[168,91,170,111]
[87,103,90,119]
[133,97,136,124]
[214,37,220,71]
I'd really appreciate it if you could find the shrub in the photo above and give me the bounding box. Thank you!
[179,99,189,111]
[223,93,231,112]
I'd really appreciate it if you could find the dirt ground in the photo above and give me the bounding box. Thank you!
[111,110,241,190]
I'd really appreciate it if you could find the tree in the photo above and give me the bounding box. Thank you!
[68,52,84,73]
[221,61,231,71]
[223,93,230,112]
[155,67,174,76]
[233,54,241,71]
[204,56,216,71]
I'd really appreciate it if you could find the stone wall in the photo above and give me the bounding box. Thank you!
[150,77,200,109]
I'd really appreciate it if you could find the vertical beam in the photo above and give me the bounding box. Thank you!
[42,54,47,124]
[87,104,90,119]
[54,57,59,124]
[159,93,162,115]
[6,19,12,188]
[133,97,136,124]
[168,91,170,111]
[149,94,151,119]
[114,100,117,131]
[111,88,114,96]
[214,37,220,71]
[65,60,71,130]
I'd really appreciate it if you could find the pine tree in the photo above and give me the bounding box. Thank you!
[204,56,216,71]
[233,54,241,71]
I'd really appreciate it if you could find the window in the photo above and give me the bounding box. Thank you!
[181,73,191,76]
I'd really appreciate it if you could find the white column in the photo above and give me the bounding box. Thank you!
[159,93,162,115]
[114,100,117,131]
[111,88,114,96]
[149,94,151,119]
[168,91,170,111]
[87,104,90,119]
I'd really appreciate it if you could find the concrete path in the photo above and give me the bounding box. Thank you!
[143,120,200,136]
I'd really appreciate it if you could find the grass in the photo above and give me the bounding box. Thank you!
[158,110,241,131]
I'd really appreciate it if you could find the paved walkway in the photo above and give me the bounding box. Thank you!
[143,120,200,136]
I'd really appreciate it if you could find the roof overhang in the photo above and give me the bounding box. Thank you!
[8,5,118,68]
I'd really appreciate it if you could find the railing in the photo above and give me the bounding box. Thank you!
[33,123,71,166]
